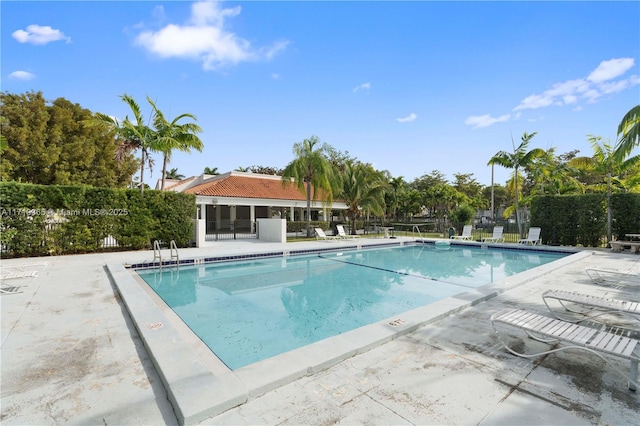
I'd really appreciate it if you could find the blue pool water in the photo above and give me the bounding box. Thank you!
[136,244,567,370]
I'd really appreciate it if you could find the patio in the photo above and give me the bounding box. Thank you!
[1,240,638,425]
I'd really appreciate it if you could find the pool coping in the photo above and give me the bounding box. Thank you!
[106,240,591,425]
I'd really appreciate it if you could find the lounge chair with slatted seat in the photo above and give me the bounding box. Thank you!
[542,290,640,324]
[315,228,338,241]
[451,225,473,241]
[518,227,541,245]
[336,225,359,240]
[0,270,38,280]
[585,267,640,285]
[482,226,504,243]
[491,308,639,391]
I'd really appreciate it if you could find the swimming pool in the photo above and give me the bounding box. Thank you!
[136,243,568,370]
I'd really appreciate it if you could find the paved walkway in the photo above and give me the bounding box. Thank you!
[1,241,638,425]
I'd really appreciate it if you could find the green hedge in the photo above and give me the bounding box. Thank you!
[531,193,639,247]
[611,193,640,240]
[0,182,195,257]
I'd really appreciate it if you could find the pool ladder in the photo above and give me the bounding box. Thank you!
[412,225,423,239]
[153,240,179,266]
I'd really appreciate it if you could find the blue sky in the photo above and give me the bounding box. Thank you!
[3,1,640,187]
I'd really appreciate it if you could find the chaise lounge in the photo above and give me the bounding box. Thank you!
[336,224,359,240]
[491,308,639,391]
[315,227,339,241]
[482,226,504,243]
[518,227,541,245]
[542,290,640,324]
[451,224,473,241]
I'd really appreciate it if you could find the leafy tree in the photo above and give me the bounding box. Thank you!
[149,98,203,190]
[282,136,340,237]
[1,91,136,186]
[339,162,388,234]
[323,145,358,173]
[524,147,583,196]
[248,165,283,175]
[412,170,448,193]
[1,91,55,183]
[203,166,219,175]
[482,184,508,217]
[396,188,423,221]
[569,135,640,241]
[165,168,185,180]
[452,173,484,209]
[422,183,465,232]
[450,204,475,227]
[615,104,640,160]
[0,116,8,155]
[488,132,544,237]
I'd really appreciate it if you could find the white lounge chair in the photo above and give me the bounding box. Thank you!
[542,290,640,324]
[491,308,639,391]
[315,228,338,241]
[0,270,38,280]
[451,225,473,241]
[482,226,504,243]
[518,227,541,245]
[585,266,640,285]
[336,225,359,239]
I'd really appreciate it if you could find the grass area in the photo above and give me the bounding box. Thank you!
[287,230,527,243]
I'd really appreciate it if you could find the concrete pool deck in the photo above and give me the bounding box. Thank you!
[1,238,639,425]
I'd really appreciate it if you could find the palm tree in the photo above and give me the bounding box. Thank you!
[203,166,219,175]
[569,135,640,242]
[282,136,339,237]
[89,94,156,194]
[488,131,544,237]
[527,147,583,196]
[615,104,640,159]
[165,168,185,180]
[339,162,388,234]
[387,176,405,222]
[148,97,203,190]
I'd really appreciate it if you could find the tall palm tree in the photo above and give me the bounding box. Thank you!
[488,131,544,237]
[569,135,640,242]
[339,162,388,234]
[89,94,156,194]
[282,136,339,237]
[615,104,640,160]
[148,97,203,190]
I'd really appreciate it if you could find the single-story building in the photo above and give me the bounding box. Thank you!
[159,171,348,240]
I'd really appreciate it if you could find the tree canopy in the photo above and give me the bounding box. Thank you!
[0,91,137,187]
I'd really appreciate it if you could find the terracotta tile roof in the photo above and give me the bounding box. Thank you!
[185,174,324,201]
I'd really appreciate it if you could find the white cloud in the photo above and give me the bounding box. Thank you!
[271,73,280,80]
[513,57,638,111]
[9,70,36,81]
[353,82,371,92]
[397,113,417,123]
[464,114,510,129]
[135,0,288,70]
[12,24,70,45]
[467,57,639,128]
[587,58,635,83]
